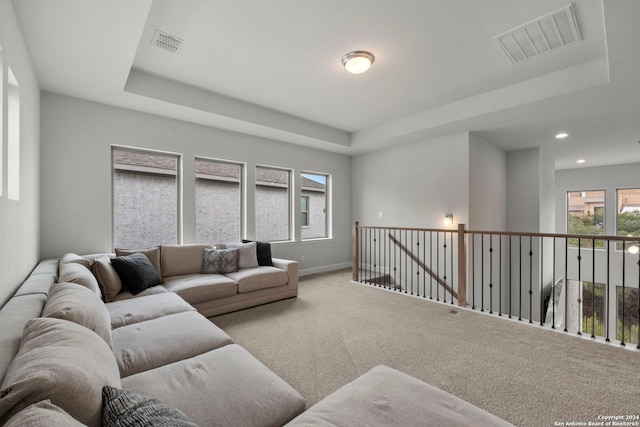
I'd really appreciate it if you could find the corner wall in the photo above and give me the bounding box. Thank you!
[0,0,41,307]
[39,92,352,275]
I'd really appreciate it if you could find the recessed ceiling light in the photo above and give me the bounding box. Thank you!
[341,51,375,74]
[555,132,569,139]
[576,159,586,164]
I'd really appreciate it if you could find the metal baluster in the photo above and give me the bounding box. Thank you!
[509,236,513,319]
[564,238,569,332]
[637,243,640,349]
[577,238,582,336]
[423,230,426,298]
[552,237,556,329]
[605,240,610,342]
[490,235,494,314]
[481,234,485,312]
[450,231,454,305]
[529,236,533,324]
[429,231,433,299]
[621,241,626,346]
[443,234,448,304]
[540,236,544,326]
[519,236,522,321]
[591,238,596,339]
[499,235,503,317]
[411,231,414,295]
[471,233,475,309]
[436,232,440,302]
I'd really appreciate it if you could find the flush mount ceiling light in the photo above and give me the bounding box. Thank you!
[555,132,569,139]
[576,159,586,164]
[342,51,375,74]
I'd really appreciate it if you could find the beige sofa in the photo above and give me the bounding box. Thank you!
[61,242,298,317]
[0,256,305,426]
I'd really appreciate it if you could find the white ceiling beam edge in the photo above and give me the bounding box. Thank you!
[350,57,610,153]
[124,68,351,150]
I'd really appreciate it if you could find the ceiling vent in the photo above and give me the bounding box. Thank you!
[493,4,581,64]
[151,30,184,54]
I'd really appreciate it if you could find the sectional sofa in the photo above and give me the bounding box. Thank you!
[0,244,514,426]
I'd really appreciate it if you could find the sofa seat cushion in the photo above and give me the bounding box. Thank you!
[107,292,196,330]
[0,318,121,427]
[285,365,515,427]
[112,285,167,302]
[13,274,56,297]
[226,266,289,293]
[112,311,233,378]
[163,274,237,305]
[122,344,306,427]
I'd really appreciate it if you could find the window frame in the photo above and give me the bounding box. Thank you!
[255,164,293,243]
[194,156,245,243]
[111,145,182,248]
[300,171,331,241]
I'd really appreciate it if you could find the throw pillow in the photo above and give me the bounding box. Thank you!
[202,248,239,274]
[0,318,121,427]
[91,255,123,302]
[228,242,259,269]
[102,386,197,427]
[43,282,113,349]
[110,253,162,295]
[115,246,162,281]
[243,239,274,266]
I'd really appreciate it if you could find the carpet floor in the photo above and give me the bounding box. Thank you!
[212,269,640,427]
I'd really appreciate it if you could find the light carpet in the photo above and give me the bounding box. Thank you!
[213,269,640,427]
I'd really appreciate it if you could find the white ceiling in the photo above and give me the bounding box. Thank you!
[11,0,640,169]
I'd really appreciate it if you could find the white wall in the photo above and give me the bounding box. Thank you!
[506,148,540,233]
[468,133,507,231]
[0,0,40,307]
[352,132,470,228]
[39,92,352,275]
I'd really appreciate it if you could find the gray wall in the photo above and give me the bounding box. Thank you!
[39,92,352,275]
[352,132,471,228]
[0,1,40,306]
[469,133,507,231]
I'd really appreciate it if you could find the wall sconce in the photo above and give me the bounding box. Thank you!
[443,213,454,227]
[628,244,639,255]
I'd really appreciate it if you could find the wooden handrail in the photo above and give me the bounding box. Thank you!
[388,232,458,300]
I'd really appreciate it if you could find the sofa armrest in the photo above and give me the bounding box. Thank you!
[272,258,298,293]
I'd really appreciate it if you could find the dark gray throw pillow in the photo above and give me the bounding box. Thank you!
[102,386,197,427]
[242,239,273,266]
[110,252,161,295]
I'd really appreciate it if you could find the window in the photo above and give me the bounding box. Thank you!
[255,166,291,242]
[112,147,180,248]
[195,158,243,243]
[567,190,605,247]
[616,286,639,345]
[301,172,329,239]
[301,196,309,227]
[7,67,19,201]
[616,189,640,249]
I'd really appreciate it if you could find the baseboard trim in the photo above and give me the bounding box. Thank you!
[299,262,351,277]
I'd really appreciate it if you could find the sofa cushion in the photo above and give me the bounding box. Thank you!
[112,285,167,301]
[29,259,59,278]
[102,386,197,427]
[42,282,113,349]
[0,294,47,385]
[122,344,306,427]
[58,262,102,298]
[91,255,122,302]
[111,253,162,295]
[107,292,196,330]
[285,365,515,427]
[161,244,211,277]
[112,311,233,378]
[13,274,56,297]
[243,239,274,266]
[4,400,85,427]
[0,318,121,427]
[59,252,91,269]
[226,266,289,293]
[202,248,239,274]
[228,242,259,268]
[115,246,162,281]
[163,274,238,305]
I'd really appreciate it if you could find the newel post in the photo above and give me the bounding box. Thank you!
[351,221,360,282]
[352,221,360,281]
[457,223,467,307]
